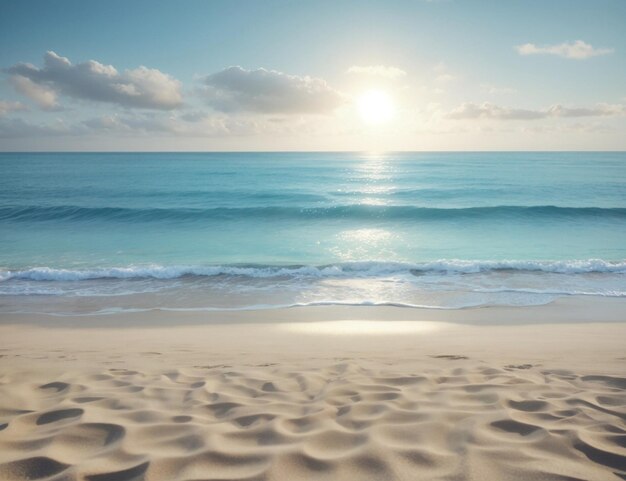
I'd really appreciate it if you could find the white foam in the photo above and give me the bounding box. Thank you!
[1,259,625,282]
[474,287,626,297]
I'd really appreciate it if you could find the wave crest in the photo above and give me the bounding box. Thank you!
[2,259,625,282]
[2,204,625,223]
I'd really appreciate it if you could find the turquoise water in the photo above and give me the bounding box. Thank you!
[0,152,625,313]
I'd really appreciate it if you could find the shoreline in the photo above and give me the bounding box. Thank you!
[2,294,625,326]
[2,297,625,375]
[1,296,625,376]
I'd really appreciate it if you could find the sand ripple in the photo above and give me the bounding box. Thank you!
[0,363,625,480]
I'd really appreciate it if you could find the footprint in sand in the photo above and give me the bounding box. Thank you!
[36,408,84,426]
[429,355,469,360]
[505,364,534,370]
[0,457,69,480]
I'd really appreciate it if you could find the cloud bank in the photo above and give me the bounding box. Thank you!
[0,100,26,116]
[0,117,74,138]
[516,40,613,59]
[446,102,625,120]
[6,51,183,110]
[202,66,344,114]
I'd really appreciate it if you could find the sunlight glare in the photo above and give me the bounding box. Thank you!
[282,320,444,335]
[357,90,395,125]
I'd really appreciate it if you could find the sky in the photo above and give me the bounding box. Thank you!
[0,0,625,151]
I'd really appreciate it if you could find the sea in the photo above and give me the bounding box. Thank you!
[0,151,624,315]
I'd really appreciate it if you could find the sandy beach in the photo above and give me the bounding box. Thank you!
[1,298,625,481]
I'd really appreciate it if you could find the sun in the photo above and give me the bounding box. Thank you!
[356,90,395,125]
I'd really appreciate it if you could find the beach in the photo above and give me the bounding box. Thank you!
[1,298,625,481]
[2,0,626,478]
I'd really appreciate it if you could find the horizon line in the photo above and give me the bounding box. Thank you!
[1,150,625,154]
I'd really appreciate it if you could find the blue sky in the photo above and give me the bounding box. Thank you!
[1,0,625,150]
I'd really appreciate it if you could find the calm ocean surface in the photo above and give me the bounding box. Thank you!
[1,152,625,314]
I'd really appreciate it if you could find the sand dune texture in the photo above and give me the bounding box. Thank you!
[1,361,625,481]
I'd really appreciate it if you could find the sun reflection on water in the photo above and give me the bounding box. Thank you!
[332,228,399,261]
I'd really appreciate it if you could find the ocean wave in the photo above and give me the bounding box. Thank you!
[2,259,625,282]
[1,204,625,223]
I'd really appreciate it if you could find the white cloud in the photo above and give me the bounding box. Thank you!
[202,66,344,114]
[79,112,281,137]
[6,51,183,110]
[82,115,130,131]
[547,104,626,117]
[0,100,27,116]
[0,117,78,138]
[446,102,625,120]
[447,102,544,120]
[521,122,615,135]
[0,102,342,140]
[516,40,613,59]
[9,75,59,110]
[346,65,406,79]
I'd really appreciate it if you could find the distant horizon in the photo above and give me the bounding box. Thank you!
[2,150,626,154]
